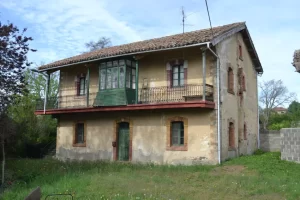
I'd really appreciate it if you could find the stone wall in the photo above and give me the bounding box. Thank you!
[259,130,281,152]
[281,128,300,163]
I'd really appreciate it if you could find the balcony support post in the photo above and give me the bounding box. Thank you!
[135,60,139,104]
[86,65,90,107]
[202,48,206,101]
[44,72,50,114]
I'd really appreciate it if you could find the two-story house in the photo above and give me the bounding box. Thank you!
[35,22,263,164]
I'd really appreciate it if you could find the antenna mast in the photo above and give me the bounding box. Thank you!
[182,7,186,33]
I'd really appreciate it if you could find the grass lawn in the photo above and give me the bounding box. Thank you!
[1,152,300,200]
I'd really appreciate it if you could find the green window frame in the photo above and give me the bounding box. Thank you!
[172,65,184,87]
[100,60,136,90]
[171,121,184,146]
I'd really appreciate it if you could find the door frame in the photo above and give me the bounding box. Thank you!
[113,118,133,161]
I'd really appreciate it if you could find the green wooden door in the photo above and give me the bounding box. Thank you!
[118,122,129,161]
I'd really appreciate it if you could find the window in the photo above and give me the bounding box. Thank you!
[166,116,188,151]
[229,122,235,148]
[79,77,86,95]
[172,65,184,87]
[244,123,247,140]
[239,44,243,60]
[73,122,86,147]
[100,60,136,90]
[76,74,86,96]
[228,67,234,94]
[171,121,184,146]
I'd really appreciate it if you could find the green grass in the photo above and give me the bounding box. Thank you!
[1,152,299,199]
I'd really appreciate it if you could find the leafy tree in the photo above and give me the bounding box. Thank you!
[25,68,59,99]
[259,79,296,130]
[288,101,300,116]
[0,21,35,112]
[85,37,111,52]
[0,21,35,185]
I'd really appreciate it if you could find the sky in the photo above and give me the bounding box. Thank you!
[1,0,300,100]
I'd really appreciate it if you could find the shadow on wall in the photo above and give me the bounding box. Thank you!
[259,129,281,152]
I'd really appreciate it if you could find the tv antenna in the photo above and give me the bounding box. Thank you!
[181,7,194,33]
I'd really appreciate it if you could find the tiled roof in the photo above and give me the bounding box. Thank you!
[39,22,245,70]
[273,107,287,111]
[293,49,300,72]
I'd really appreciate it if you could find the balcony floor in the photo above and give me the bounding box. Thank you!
[35,101,215,115]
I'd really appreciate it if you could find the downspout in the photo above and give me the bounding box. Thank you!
[206,42,221,164]
[44,73,50,114]
[202,49,206,101]
[257,74,260,149]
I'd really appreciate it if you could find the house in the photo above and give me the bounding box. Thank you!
[35,22,263,165]
[273,107,287,114]
[292,49,300,72]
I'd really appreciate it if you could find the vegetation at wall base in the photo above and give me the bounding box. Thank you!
[1,152,300,200]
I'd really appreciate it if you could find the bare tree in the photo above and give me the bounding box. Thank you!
[259,79,296,130]
[85,37,111,52]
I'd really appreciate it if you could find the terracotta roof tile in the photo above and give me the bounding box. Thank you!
[39,22,245,70]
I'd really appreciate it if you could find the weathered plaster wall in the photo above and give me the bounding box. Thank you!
[56,109,217,165]
[216,33,258,160]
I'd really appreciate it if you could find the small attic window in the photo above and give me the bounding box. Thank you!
[239,45,243,60]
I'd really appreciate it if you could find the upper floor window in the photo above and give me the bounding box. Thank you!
[239,44,243,60]
[228,67,234,94]
[100,60,136,90]
[172,65,184,87]
[76,74,86,96]
[242,74,246,91]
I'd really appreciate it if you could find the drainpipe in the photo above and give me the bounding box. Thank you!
[202,49,206,101]
[257,75,260,149]
[206,42,221,164]
[86,65,90,107]
[44,73,50,114]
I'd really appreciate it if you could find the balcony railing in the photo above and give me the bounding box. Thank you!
[36,84,213,110]
[139,84,213,104]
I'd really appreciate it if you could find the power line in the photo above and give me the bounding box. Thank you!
[204,0,214,39]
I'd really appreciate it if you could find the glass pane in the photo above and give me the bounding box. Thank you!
[106,68,112,89]
[77,123,84,143]
[132,61,136,67]
[126,68,131,88]
[112,67,118,88]
[180,65,184,72]
[100,63,106,68]
[119,60,125,66]
[173,79,178,87]
[180,137,184,145]
[173,66,178,73]
[172,135,179,145]
[113,61,118,67]
[119,66,125,88]
[107,61,112,67]
[100,69,106,90]
[126,60,131,66]
[180,72,184,80]
[80,78,85,95]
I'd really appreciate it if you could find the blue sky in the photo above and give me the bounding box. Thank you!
[1,0,300,99]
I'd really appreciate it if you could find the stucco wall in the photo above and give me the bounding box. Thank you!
[216,33,258,160]
[56,109,217,165]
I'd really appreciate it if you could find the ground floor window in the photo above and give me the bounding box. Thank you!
[166,116,188,151]
[229,122,235,148]
[73,122,86,147]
